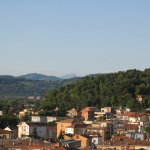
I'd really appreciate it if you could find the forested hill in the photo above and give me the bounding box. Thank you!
[0,76,83,97]
[43,69,150,111]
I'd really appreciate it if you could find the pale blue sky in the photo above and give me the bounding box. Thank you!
[0,1,150,77]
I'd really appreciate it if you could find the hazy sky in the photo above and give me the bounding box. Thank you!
[0,1,150,77]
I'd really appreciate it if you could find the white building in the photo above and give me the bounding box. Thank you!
[17,122,47,138]
[0,111,4,116]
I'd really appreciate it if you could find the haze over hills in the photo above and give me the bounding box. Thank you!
[17,73,63,81]
[60,73,78,79]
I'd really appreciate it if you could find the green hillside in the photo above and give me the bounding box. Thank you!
[43,68,150,111]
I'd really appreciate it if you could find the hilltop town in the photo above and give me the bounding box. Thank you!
[1,96,150,150]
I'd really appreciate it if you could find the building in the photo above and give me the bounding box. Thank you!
[0,129,14,139]
[73,134,92,148]
[137,95,150,103]
[66,108,82,119]
[65,124,89,135]
[87,122,111,142]
[4,126,18,138]
[31,116,47,122]
[56,119,84,137]
[47,126,57,138]
[18,122,47,138]
[81,107,100,121]
[0,111,4,116]
[47,116,60,122]
[128,113,149,123]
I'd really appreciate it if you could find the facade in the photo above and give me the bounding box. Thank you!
[65,124,89,135]
[56,119,83,137]
[73,134,92,148]
[47,116,60,122]
[81,107,99,121]
[18,122,47,138]
[128,114,149,123]
[47,126,57,138]
[66,108,82,119]
[4,126,18,138]
[0,129,14,139]
[137,95,150,103]
[31,116,47,122]
[87,123,111,142]
[125,132,147,140]
[0,111,4,116]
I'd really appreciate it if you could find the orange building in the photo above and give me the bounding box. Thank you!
[81,107,99,121]
[56,119,83,137]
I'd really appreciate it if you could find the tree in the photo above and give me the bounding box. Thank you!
[32,127,38,139]
[57,130,64,141]
[45,130,49,139]
[144,125,150,140]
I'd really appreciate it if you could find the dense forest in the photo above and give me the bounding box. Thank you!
[43,69,150,112]
[0,76,83,97]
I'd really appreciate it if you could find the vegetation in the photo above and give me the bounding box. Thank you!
[0,76,83,97]
[43,69,150,111]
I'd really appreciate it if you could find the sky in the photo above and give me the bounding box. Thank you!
[0,1,150,77]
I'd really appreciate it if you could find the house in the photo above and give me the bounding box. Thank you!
[81,107,100,121]
[125,132,147,140]
[128,113,149,123]
[17,122,47,138]
[47,116,60,122]
[122,112,136,120]
[87,122,111,142]
[66,108,81,119]
[73,134,92,148]
[56,119,83,137]
[0,129,14,139]
[31,116,47,122]
[19,109,33,118]
[123,124,138,134]
[4,126,18,138]
[47,126,57,138]
[65,124,89,135]
[60,139,81,148]
[0,111,4,116]
[137,95,150,103]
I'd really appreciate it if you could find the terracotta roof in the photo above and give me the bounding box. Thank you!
[81,107,95,112]
[0,129,13,134]
[53,146,79,150]
[47,126,57,129]
[57,119,83,124]
[66,124,89,128]
[123,124,138,129]
[111,136,133,141]
[26,122,47,126]
[122,112,136,116]
[129,113,147,117]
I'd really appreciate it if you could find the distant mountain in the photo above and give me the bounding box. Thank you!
[17,73,63,81]
[0,75,14,78]
[60,73,78,79]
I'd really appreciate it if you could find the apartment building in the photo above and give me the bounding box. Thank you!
[17,122,47,138]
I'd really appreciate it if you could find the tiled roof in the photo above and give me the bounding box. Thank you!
[111,136,133,141]
[47,126,57,129]
[81,107,95,112]
[66,124,89,128]
[123,124,138,129]
[122,112,136,116]
[26,122,47,126]
[0,129,13,134]
[57,119,83,124]
[129,113,147,117]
